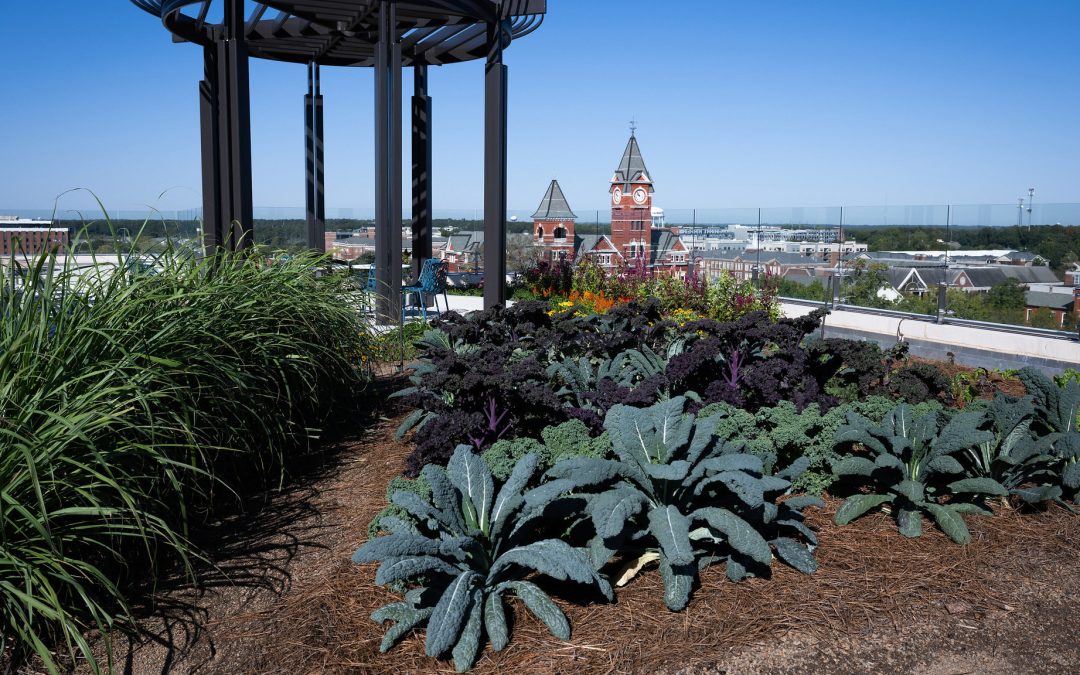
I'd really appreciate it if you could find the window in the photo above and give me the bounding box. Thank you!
[536,226,544,239]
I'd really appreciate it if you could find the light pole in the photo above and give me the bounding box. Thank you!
[753,208,762,286]
[1027,187,1035,228]
[1017,197,1024,228]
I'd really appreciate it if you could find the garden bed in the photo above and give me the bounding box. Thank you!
[97,401,1080,674]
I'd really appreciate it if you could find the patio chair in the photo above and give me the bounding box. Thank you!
[360,265,378,314]
[401,258,448,322]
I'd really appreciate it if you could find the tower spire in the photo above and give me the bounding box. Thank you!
[629,117,637,137]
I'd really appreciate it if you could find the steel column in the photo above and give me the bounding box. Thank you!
[304,63,326,252]
[374,0,402,322]
[314,64,326,249]
[305,63,316,249]
[198,45,223,255]
[483,22,508,309]
[214,0,253,252]
[411,64,433,280]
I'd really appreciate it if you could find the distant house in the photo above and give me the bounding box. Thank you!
[696,250,831,283]
[1066,263,1080,287]
[327,235,376,261]
[1024,289,1080,327]
[436,232,484,273]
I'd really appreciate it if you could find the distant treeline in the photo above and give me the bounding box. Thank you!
[56,218,1076,271]
[846,225,1079,272]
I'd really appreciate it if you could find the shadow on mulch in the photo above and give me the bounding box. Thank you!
[101,374,412,674]
[203,419,1080,674]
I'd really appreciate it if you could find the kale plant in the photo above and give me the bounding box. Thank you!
[353,446,612,672]
[958,395,1064,505]
[544,397,820,611]
[665,309,840,412]
[831,404,1002,544]
[1018,367,1080,501]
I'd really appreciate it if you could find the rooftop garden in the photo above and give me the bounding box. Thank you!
[2,242,1078,673]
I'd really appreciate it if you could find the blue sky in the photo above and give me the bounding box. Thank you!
[1,1,1078,218]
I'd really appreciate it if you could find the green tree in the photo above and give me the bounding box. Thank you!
[843,261,893,309]
[986,279,1026,310]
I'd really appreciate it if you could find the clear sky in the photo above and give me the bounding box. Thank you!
[1,1,1078,218]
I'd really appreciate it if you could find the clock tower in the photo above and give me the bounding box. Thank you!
[610,127,654,261]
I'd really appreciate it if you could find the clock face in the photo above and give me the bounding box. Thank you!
[612,188,622,204]
[633,188,647,204]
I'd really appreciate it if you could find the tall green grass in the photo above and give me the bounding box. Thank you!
[0,238,373,672]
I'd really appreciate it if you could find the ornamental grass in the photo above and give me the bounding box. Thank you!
[0,235,373,673]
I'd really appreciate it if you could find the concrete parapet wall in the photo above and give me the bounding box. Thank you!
[782,302,1080,374]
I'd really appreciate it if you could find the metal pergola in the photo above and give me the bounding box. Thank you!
[131,0,546,317]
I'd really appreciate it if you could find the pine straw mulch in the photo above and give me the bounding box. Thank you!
[147,406,1080,675]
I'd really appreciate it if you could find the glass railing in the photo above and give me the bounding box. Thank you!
[7,201,1078,335]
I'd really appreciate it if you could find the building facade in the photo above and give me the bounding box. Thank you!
[0,218,69,257]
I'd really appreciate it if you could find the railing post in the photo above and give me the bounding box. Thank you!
[936,282,948,324]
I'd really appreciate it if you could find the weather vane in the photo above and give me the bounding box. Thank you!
[629,117,637,136]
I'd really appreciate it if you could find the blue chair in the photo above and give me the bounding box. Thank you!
[358,265,378,314]
[402,258,448,322]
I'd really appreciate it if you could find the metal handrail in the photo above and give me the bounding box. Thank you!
[779,296,1079,342]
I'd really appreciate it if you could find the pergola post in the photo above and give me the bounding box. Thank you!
[218,0,253,251]
[411,64,433,280]
[305,62,326,252]
[314,64,326,248]
[375,0,403,322]
[483,21,509,309]
[198,45,223,255]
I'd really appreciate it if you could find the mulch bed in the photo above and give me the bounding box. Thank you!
[109,392,1079,674]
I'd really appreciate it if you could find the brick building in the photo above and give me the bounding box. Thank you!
[530,131,688,277]
[531,179,577,261]
[0,218,69,256]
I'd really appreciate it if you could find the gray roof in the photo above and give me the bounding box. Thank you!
[574,233,605,255]
[960,268,1008,288]
[915,268,949,286]
[447,231,484,253]
[1004,251,1040,261]
[650,229,680,264]
[761,252,831,266]
[334,236,376,247]
[612,133,652,188]
[996,265,1061,284]
[887,267,916,290]
[1025,291,1074,309]
[531,179,577,221]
